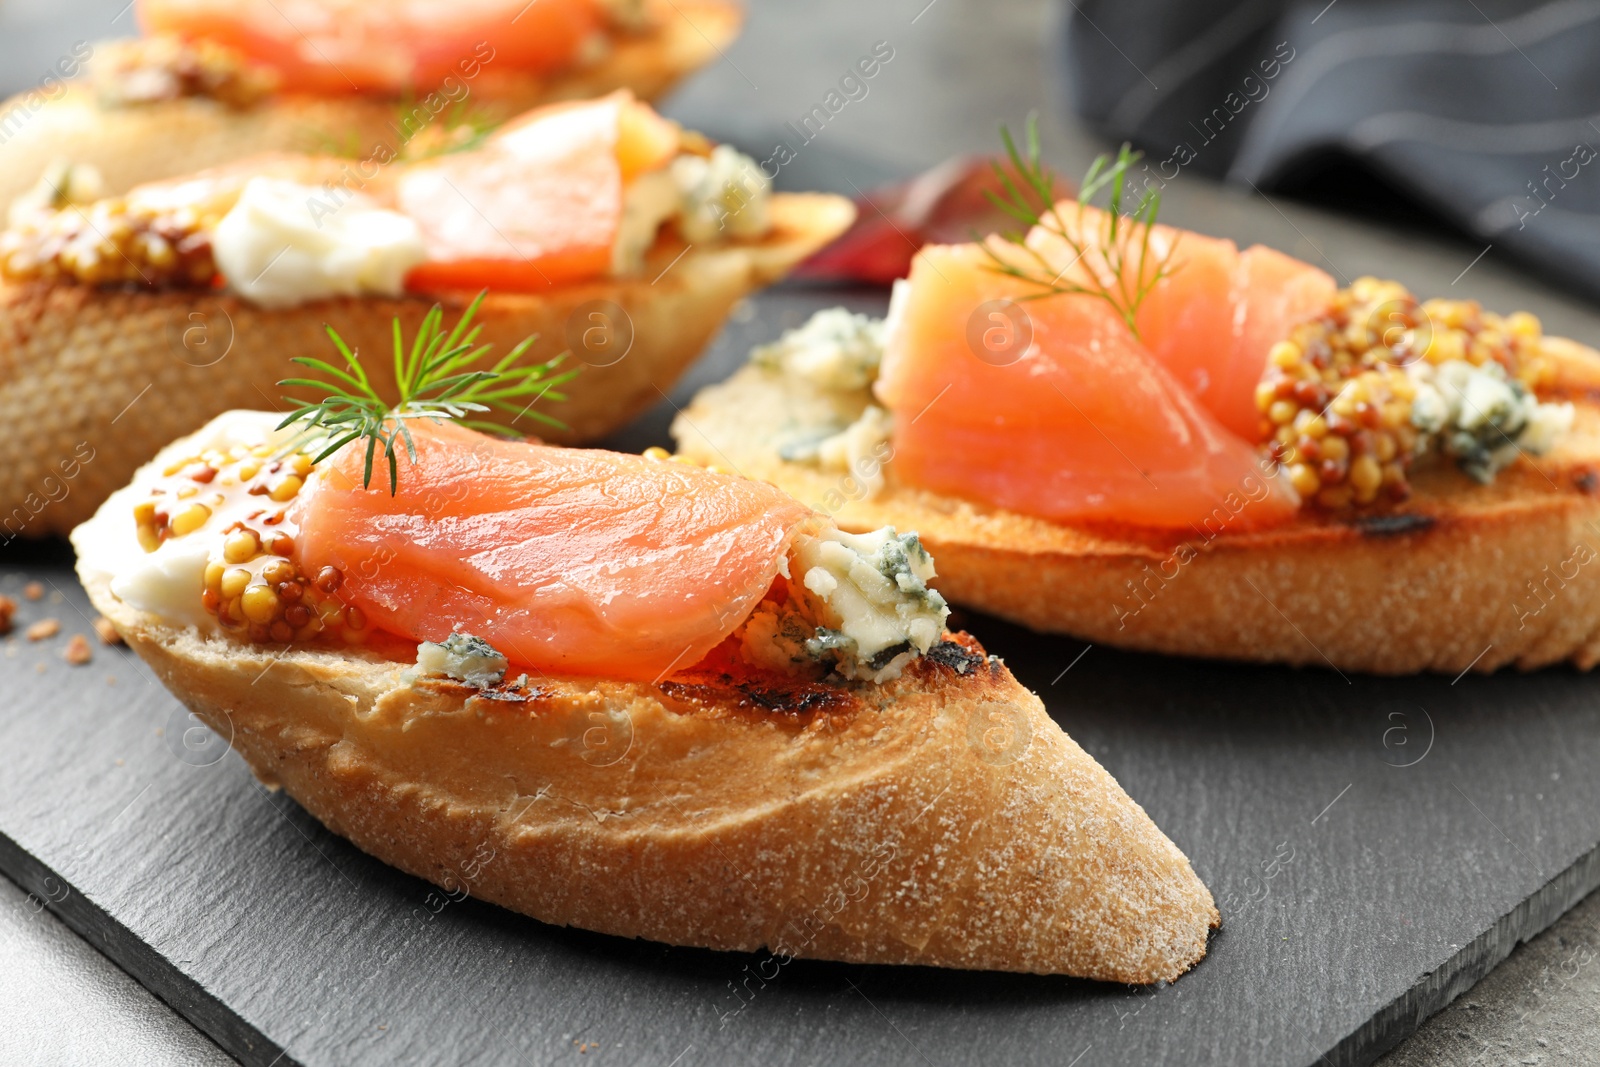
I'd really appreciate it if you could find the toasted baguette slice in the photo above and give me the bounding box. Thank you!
[0,0,741,211]
[675,336,1600,676]
[0,192,852,538]
[75,559,1218,984]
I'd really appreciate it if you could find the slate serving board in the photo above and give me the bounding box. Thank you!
[2,289,1600,1067]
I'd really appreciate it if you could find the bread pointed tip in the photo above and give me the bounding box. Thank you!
[879,654,1217,982]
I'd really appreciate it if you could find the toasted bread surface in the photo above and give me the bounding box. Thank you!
[0,0,742,210]
[0,192,852,537]
[76,558,1218,982]
[674,339,1600,675]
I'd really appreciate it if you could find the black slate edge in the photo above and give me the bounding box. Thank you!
[1326,842,1600,1067]
[0,829,286,1067]
[8,815,1600,1067]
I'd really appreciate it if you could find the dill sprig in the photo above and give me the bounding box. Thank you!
[304,97,496,161]
[276,291,578,494]
[395,97,498,161]
[979,114,1178,338]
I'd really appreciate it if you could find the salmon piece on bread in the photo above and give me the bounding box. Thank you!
[139,0,607,95]
[1024,204,1338,441]
[291,419,816,682]
[0,88,854,535]
[0,0,744,213]
[671,145,1592,677]
[395,92,684,292]
[673,299,1600,676]
[875,241,1301,530]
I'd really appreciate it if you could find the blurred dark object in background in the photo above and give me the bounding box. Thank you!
[1065,0,1600,300]
[795,154,1072,285]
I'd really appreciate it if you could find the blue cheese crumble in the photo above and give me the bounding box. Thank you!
[752,308,896,493]
[794,526,949,683]
[416,632,508,688]
[1410,360,1574,483]
[813,404,894,493]
[752,307,886,391]
[612,145,773,274]
[671,145,772,244]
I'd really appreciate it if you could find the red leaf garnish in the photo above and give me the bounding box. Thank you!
[795,155,1074,286]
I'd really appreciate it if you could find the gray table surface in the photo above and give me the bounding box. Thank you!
[2,0,1599,1064]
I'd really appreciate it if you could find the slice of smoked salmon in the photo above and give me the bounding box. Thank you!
[875,241,1299,529]
[1026,203,1335,441]
[291,419,815,682]
[397,91,681,293]
[1226,244,1339,437]
[138,0,604,95]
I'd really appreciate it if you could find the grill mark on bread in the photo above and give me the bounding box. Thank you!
[655,635,1003,723]
[1349,512,1437,538]
[657,672,860,720]
[416,677,548,704]
[919,634,996,676]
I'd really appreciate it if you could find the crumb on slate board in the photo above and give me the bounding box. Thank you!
[23,581,42,602]
[63,634,92,666]
[26,618,60,641]
[92,616,123,645]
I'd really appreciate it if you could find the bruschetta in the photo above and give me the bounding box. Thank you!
[673,146,1600,676]
[0,91,853,536]
[0,0,742,212]
[70,387,1218,981]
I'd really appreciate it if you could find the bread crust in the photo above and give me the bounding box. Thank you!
[0,0,742,210]
[76,550,1218,983]
[673,338,1600,675]
[0,192,852,537]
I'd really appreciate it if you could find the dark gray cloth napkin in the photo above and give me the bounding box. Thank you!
[1065,0,1600,299]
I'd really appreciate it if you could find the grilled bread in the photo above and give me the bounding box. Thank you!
[674,334,1600,676]
[1,192,852,537]
[0,0,742,212]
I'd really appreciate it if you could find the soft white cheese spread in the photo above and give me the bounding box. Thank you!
[212,177,426,308]
[71,410,297,627]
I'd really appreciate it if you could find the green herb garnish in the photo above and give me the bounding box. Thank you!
[276,291,577,494]
[394,98,498,161]
[979,114,1178,339]
[304,97,496,161]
